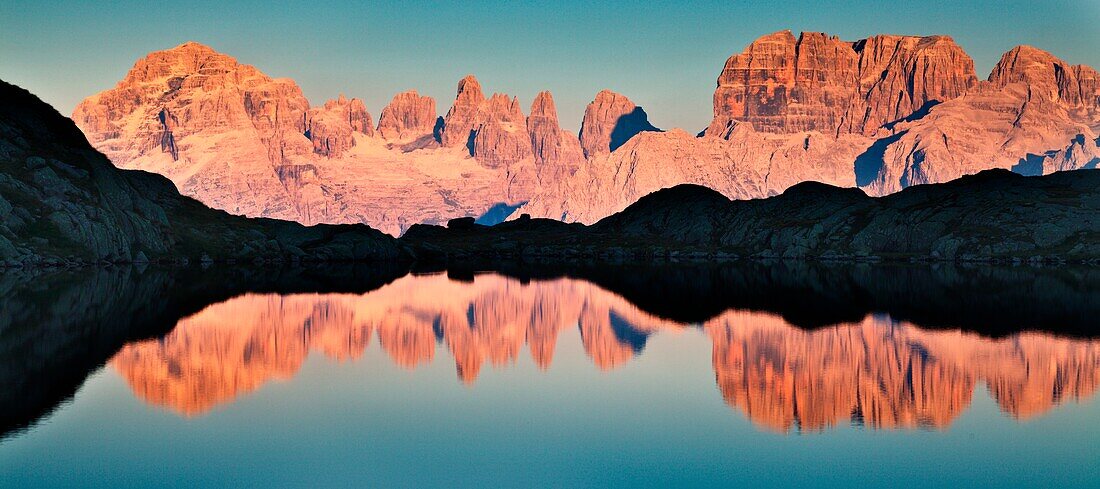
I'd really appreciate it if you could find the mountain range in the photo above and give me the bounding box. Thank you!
[3,73,1097,267]
[72,31,1100,235]
[0,79,403,267]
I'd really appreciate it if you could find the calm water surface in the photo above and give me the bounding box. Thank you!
[1,263,1098,487]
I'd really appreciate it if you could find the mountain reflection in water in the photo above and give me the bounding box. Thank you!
[104,272,1100,432]
[3,261,1100,442]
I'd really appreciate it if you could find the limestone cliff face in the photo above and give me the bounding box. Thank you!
[853,34,979,133]
[864,45,1100,194]
[305,95,373,157]
[707,31,858,136]
[526,91,584,181]
[705,30,977,137]
[439,75,487,148]
[471,93,531,168]
[578,90,659,157]
[72,41,313,166]
[376,90,437,142]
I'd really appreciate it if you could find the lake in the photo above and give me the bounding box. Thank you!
[2,262,1098,487]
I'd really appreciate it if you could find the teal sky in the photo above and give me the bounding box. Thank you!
[2,0,1098,132]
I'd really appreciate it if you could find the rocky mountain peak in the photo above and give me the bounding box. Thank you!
[526,91,584,177]
[989,45,1100,109]
[377,90,438,142]
[990,45,1064,85]
[437,76,533,167]
[529,91,557,120]
[706,30,977,137]
[305,95,374,157]
[440,75,488,147]
[120,41,247,86]
[485,93,525,124]
[579,90,659,157]
[471,92,530,168]
[456,75,485,103]
[72,41,313,178]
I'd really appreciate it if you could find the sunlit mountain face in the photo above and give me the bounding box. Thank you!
[106,273,1100,431]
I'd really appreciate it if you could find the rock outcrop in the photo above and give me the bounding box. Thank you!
[439,75,486,148]
[526,91,584,180]
[471,93,531,167]
[376,90,437,142]
[305,95,373,157]
[706,30,977,137]
[0,79,404,267]
[989,45,1100,114]
[578,90,660,157]
[437,76,534,167]
[862,45,1100,194]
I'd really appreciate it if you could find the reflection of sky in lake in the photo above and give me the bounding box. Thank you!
[2,272,1099,487]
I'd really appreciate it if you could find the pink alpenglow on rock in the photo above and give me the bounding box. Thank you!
[377,90,438,142]
[439,75,487,148]
[73,47,539,235]
[527,91,584,179]
[306,95,374,157]
[578,90,660,158]
[71,34,1100,235]
[471,93,531,167]
[706,30,977,137]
